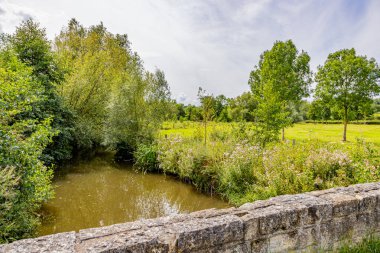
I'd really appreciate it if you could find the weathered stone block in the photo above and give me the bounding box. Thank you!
[309,191,358,217]
[332,215,357,242]
[78,220,144,242]
[240,212,260,241]
[270,194,333,224]
[258,205,306,235]
[172,214,244,252]
[76,227,172,253]
[250,238,268,253]
[196,242,250,253]
[296,226,321,250]
[0,232,76,253]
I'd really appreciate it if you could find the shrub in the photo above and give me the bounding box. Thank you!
[134,143,159,172]
[142,121,380,206]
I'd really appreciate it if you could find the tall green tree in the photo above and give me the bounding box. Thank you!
[106,64,172,161]
[55,19,129,151]
[9,19,74,164]
[315,48,380,141]
[0,49,54,242]
[249,40,312,143]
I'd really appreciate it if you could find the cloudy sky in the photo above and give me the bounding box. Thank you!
[0,0,379,104]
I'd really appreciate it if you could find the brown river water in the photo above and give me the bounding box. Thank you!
[38,153,230,236]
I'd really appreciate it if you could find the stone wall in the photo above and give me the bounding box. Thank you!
[2,182,380,252]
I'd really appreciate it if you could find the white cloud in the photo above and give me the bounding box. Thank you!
[0,0,378,104]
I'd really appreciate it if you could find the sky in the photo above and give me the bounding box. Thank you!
[0,0,379,104]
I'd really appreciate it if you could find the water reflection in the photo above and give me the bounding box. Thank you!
[38,153,230,235]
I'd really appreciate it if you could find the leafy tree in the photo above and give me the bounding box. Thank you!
[0,49,54,242]
[373,98,380,114]
[175,103,186,120]
[308,99,332,121]
[106,64,173,161]
[315,48,380,141]
[55,19,129,152]
[249,40,312,143]
[146,69,174,122]
[198,87,215,145]
[8,19,74,165]
[229,92,256,122]
[290,100,310,122]
[185,105,203,121]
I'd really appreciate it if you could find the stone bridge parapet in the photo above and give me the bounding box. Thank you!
[2,182,380,252]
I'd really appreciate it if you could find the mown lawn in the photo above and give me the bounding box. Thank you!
[286,123,380,146]
[161,121,380,147]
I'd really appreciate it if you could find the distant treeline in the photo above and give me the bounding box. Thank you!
[172,96,380,123]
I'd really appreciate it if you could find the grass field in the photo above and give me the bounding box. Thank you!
[286,123,380,146]
[161,121,380,147]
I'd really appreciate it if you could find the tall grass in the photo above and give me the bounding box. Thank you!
[135,123,380,205]
[337,235,380,253]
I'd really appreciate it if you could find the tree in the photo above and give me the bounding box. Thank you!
[229,92,256,122]
[175,103,186,120]
[55,19,129,152]
[249,40,312,143]
[198,87,215,145]
[106,64,173,161]
[373,98,380,114]
[146,69,173,122]
[308,99,332,121]
[0,49,54,242]
[315,48,380,141]
[9,19,75,165]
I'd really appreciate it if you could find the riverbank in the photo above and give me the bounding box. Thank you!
[135,122,380,206]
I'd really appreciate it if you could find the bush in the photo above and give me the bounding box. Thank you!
[134,143,159,172]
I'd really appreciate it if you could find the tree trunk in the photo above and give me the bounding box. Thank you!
[342,107,348,142]
[204,120,207,146]
[282,128,285,141]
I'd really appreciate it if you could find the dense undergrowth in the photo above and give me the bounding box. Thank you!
[135,122,380,205]
[336,235,380,253]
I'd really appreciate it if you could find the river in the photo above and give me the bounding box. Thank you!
[38,153,230,236]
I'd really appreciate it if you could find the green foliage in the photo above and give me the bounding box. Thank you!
[8,19,75,165]
[134,143,159,172]
[56,20,172,159]
[249,40,312,143]
[143,122,380,206]
[198,87,215,145]
[0,50,54,242]
[228,92,256,122]
[55,19,129,151]
[337,235,380,253]
[315,48,380,141]
[107,67,172,161]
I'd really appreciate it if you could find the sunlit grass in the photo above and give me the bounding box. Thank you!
[286,123,380,146]
[161,121,380,147]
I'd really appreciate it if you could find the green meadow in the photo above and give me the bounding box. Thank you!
[161,121,380,147]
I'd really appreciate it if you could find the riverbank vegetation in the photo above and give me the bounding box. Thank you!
[0,18,379,243]
[0,19,171,242]
[136,122,380,205]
